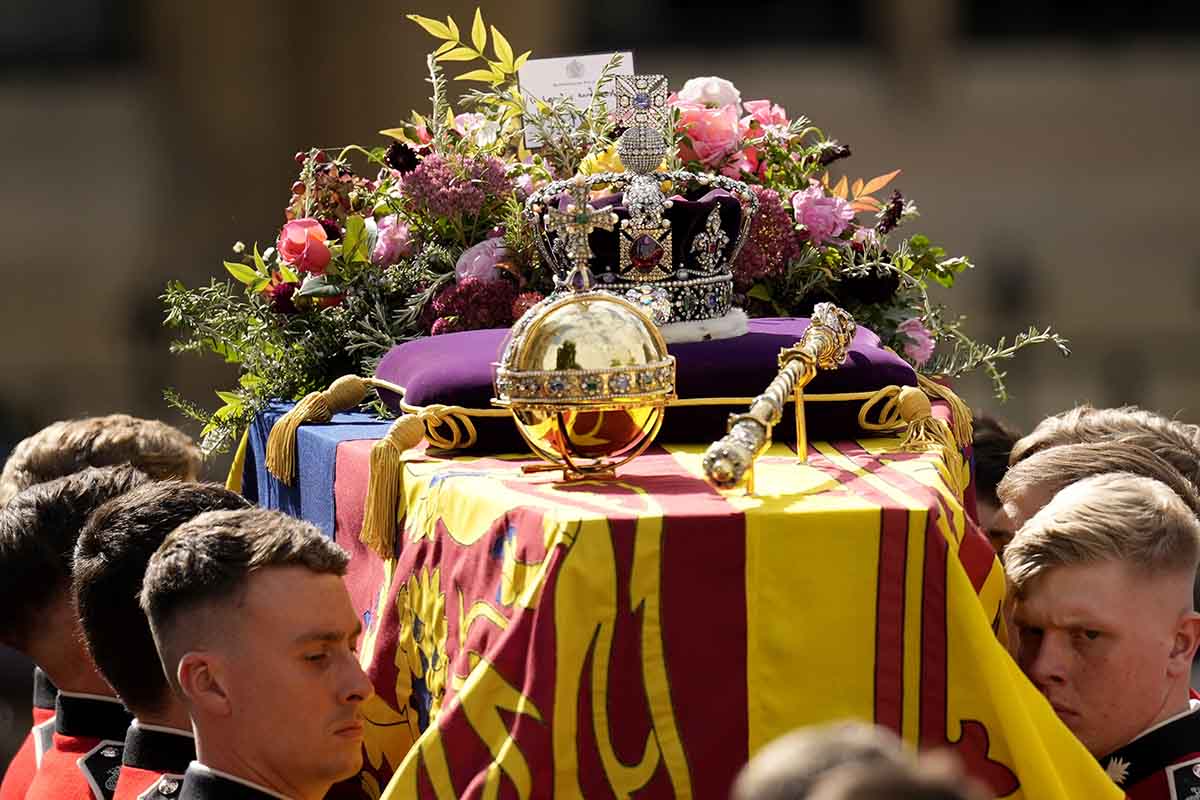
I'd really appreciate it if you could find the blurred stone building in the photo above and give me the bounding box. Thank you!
[1,0,1198,763]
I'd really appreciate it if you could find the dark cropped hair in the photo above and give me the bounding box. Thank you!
[140,507,349,692]
[971,413,1021,507]
[0,465,148,647]
[73,481,249,715]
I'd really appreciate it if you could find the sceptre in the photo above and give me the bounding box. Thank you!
[702,303,856,492]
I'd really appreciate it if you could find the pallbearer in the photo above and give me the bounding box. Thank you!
[139,508,374,800]
[0,467,149,800]
[73,482,250,799]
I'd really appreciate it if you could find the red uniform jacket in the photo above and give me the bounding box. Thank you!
[24,692,131,800]
[0,669,57,800]
[1101,704,1200,799]
[111,722,193,800]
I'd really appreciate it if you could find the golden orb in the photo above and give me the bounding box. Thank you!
[493,291,675,479]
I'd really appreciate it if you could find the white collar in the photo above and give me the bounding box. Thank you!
[130,719,194,738]
[190,762,294,799]
[56,690,124,704]
[1131,698,1200,742]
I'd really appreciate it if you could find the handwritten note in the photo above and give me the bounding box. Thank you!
[517,51,635,148]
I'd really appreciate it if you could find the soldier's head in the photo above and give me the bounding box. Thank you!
[1009,405,1200,487]
[992,441,1200,561]
[806,753,988,800]
[970,413,1022,551]
[0,466,148,673]
[1006,473,1200,758]
[140,507,372,798]
[0,414,202,507]
[73,481,249,722]
[732,721,912,800]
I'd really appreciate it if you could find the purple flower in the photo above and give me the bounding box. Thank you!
[733,186,801,290]
[401,152,512,223]
[430,276,518,333]
[898,318,935,367]
[371,215,413,266]
[454,239,509,283]
[792,180,855,245]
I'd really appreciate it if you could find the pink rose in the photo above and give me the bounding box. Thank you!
[677,76,742,110]
[371,215,413,266]
[791,181,854,245]
[721,147,758,179]
[898,318,936,367]
[673,99,742,168]
[276,218,331,274]
[741,99,789,139]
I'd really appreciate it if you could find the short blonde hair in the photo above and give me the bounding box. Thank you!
[732,722,910,800]
[1005,473,1200,600]
[0,415,201,506]
[997,442,1200,518]
[1010,405,1200,490]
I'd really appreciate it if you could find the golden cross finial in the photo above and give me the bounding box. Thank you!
[544,177,618,284]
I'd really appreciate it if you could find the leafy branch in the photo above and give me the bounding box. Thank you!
[929,324,1071,403]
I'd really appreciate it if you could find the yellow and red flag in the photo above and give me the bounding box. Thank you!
[311,431,1122,799]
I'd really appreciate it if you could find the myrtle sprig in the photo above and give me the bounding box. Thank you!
[408,9,531,86]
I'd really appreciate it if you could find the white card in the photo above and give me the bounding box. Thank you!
[518,51,635,149]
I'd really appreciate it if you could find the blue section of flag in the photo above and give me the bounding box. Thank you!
[245,403,390,537]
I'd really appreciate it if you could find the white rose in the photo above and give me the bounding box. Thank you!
[677,76,742,110]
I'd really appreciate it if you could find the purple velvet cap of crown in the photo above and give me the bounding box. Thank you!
[374,317,916,451]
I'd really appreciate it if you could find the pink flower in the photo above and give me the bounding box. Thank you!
[414,124,432,145]
[371,215,412,266]
[898,318,936,367]
[677,76,742,110]
[791,181,855,245]
[430,276,517,333]
[733,186,801,290]
[673,99,742,168]
[276,218,331,274]
[741,100,789,139]
[453,112,501,147]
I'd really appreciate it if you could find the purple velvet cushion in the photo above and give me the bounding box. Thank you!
[374,318,916,451]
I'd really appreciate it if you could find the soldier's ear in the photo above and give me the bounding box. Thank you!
[177,651,232,717]
[1168,612,1200,676]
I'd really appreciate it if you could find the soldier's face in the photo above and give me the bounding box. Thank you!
[226,566,373,794]
[1011,560,1194,758]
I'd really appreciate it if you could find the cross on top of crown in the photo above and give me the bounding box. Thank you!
[544,177,619,281]
[612,74,670,131]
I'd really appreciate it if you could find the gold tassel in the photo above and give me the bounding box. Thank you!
[916,373,973,448]
[359,415,427,559]
[265,375,372,485]
[896,386,970,496]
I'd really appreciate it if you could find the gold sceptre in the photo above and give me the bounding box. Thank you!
[702,302,856,492]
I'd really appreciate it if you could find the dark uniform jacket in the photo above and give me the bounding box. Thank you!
[178,763,291,799]
[24,691,132,800]
[111,722,194,800]
[1101,702,1200,799]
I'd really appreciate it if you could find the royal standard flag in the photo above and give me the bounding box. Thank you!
[295,428,1124,800]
